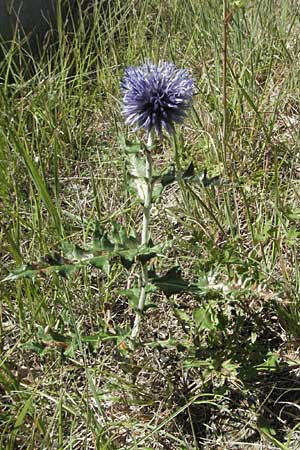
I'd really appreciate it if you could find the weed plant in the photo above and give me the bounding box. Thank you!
[1,0,300,448]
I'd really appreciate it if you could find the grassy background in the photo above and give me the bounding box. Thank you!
[1,0,300,448]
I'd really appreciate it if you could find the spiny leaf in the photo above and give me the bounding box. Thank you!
[119,135,146,154]
[160,165,176,186]
[152,165,176,200]
[193,306,215,331]
[181,162,221,186]
[126,151,148,202]
[127,151,147,179]
[121,136,152,202]
[3,260,80,281]
[62,242,92,260]
[89,256,110,273]
[117,244,157,270]
[182,161,195,179]
[92,222,114,251]
[110,221,139,249]
[3,264,39,281]
[149,266,200,297]
[2,224,164,282]
[120,287,141,308]
[116,240,164,265]
[135,242,160,264]
[120,284,157,309]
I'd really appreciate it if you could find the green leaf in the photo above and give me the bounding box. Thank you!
[0,363,20,392]
[199,170,221,187]
[160,165,176,186]
[89,256,110,273]
[117,240,165,266]
[127,151,147,179]
[286,226,298,244]
[55,264,79,278]
[92,222,114,251]
[152,165,176,200]
[2,264,39,281]
[255,351,279,371]
[119,135,145,154]
[182,162,195,179]
[149,267,200,297]
[174,308,192,324]
[193,306,215,330]
[3,222,159,281]
[120,284,157,309]
[120,136,152,202]
[146,337,189,350]
[3,256,93,281]
[180,163,221,187]
[250,331,257,344]
[111,221,139,249]
[126,151,148,202]
[135,242,159,264]
[22,342,46,354]
[13,394,34,430]
[63,242,92,260]
[120,288,140,309]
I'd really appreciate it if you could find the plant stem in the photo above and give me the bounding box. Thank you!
[131,132,153,339]
[141,133,153,245]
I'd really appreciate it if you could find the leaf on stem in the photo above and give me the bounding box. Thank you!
[120,283,157,310]
[2,223,168,281]
[149,266,201,297]
[193,306,215,331]
[181,162,221,187]
[152,165,176,200]
[126,150,149,202]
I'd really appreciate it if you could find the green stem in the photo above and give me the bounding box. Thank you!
[131,132,154,339]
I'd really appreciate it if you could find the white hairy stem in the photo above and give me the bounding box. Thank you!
[131,132,153,339]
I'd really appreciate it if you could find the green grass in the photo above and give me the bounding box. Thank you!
[1,0,300,448]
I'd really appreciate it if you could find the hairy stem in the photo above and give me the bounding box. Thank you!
[131,132,153,339]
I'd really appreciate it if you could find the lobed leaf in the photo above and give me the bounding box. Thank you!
[149,266,201,297]
[2,223,167,281]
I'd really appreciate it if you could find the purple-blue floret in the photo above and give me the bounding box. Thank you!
[121,61,195,135]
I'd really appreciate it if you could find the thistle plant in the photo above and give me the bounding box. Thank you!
[4,60,196,342]
[121,60,194,339]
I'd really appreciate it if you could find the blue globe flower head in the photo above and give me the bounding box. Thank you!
[121,60,195,136]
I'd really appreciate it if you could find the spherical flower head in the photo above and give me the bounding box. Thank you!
[121,60,195,135]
